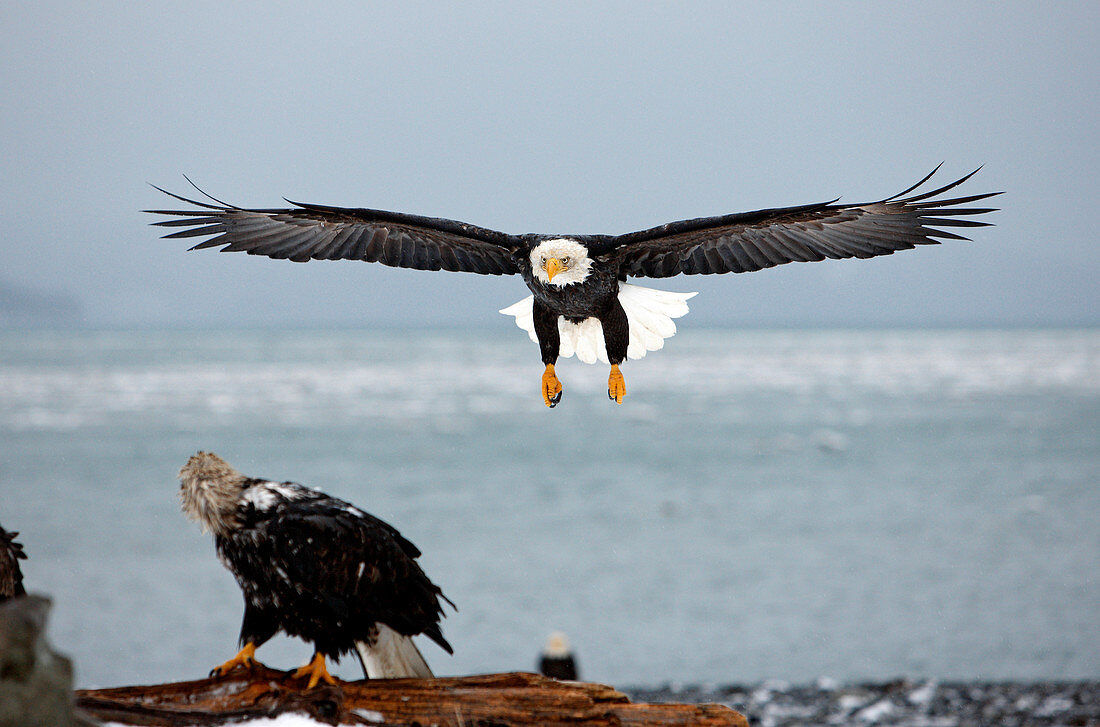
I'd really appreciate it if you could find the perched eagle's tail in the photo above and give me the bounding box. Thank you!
[499,283,697,364]
[355,624,434,679]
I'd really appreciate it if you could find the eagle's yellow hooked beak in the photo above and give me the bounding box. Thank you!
[545,257,564,282]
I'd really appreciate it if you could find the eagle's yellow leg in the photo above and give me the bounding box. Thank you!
[210,642,260,677]
[293,651,338,689]
[542,364,563,408]
[608,364,626,404]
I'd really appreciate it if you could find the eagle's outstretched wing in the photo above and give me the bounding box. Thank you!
[147,185,522,276]
[598,166,1000,278]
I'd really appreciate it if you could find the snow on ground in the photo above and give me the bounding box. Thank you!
[105,715,335,727]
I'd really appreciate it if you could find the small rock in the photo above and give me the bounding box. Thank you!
[853,698,894,722]
[1034,694,1074,717]
[907,680,937,707]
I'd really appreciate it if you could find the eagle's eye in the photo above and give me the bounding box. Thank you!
[561,257,571,265]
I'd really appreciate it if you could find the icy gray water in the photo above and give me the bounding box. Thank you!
[1,327,1097,688]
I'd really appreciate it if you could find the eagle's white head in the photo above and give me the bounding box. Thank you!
[530,238,592,287]
[179,451,247,536]
[543,631,572,658]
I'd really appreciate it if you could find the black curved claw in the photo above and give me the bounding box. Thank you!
[549,390,562,408]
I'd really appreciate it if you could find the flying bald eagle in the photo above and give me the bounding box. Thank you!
[179,452,453,687]
[148,166,999,407]
[0,522,27,603]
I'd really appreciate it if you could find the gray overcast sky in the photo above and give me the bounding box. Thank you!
[2,2,1097,328]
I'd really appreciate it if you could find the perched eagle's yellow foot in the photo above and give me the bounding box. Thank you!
[608,364,626,404]
[542,364,563,408]
[293,652,338,689]
[210,642,259,677]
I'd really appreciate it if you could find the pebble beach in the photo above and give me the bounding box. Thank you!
[628,679,1100,726]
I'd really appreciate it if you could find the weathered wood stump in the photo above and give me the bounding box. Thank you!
[76,667,746,726]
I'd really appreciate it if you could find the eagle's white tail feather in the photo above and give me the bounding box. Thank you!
[499,284,696,364]
[571,318,604,364]
[356,624,434,679]
[557,316,580,360]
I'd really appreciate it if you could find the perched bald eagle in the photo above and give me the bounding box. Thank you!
[148,166,999,407]
[538,632,578,681]
[0,522,27,603]
[179,452,453,687]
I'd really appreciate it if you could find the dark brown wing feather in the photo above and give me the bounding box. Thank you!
[256,508,454,653]
[601,166,1001,278]
[0,524,27,602]
[146,187,523,276]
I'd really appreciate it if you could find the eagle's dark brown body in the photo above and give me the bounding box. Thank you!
[520,247,622,321]
[213,482,453,662]
[521,251,629,366]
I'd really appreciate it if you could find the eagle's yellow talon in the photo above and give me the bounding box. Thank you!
[210,642,259,677]
[608,364,625,404]
[542,364,563,408]
[293,652,338,689]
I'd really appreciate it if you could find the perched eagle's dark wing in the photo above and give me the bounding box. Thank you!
[0,523,28,602]
[147,186,522,275]
[598,167,1001,278]
[232,494,453,654]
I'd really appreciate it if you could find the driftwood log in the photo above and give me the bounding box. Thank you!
[75,667,746,726]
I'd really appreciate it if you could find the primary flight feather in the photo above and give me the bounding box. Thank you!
[148,166,999,407]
